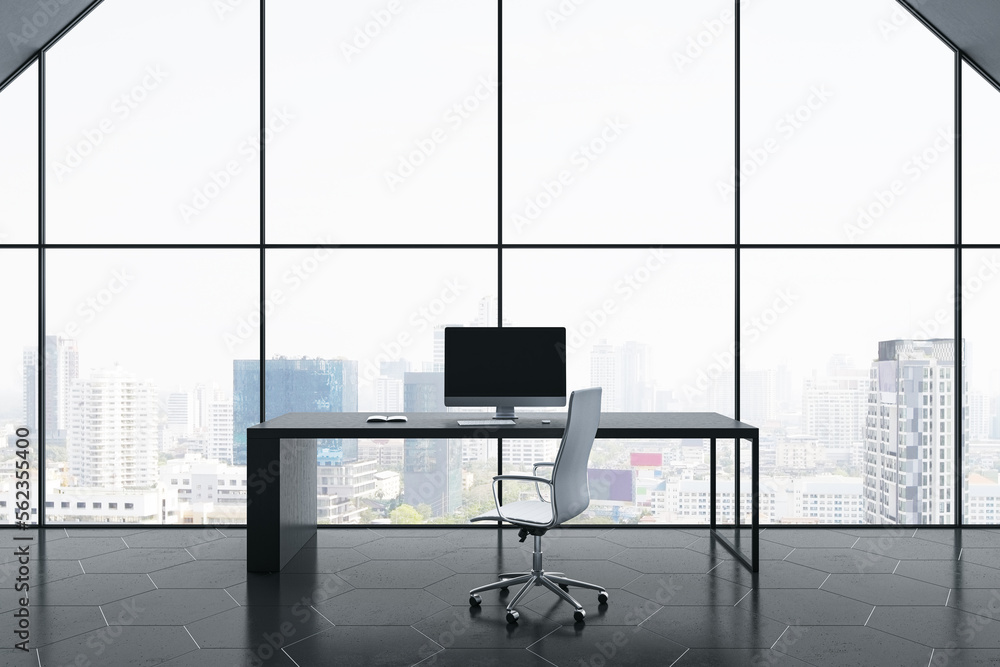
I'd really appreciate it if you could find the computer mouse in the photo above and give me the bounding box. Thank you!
[541,419,551,424]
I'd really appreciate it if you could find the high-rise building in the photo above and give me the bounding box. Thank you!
[207,398,234,464]
[375,376,404,412]
[68,366,158,490]
[590,341,618,412]
[23,335,79,441]
[864,339,968,525]
[167,390,193,433]
[619,341,653,412]
[232,357,358,465]
[803,374,867,468]
[403,371,461,516]
[741,369,777,426]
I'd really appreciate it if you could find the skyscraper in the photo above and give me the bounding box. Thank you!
[232,357,358,465]
[207,398,234,464]
[68,366,158,490]
[864,339,968,525]
[403,371,461,516]
[23,335,79,441]
[590,341,618,412]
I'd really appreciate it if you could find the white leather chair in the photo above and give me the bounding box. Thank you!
[469,387,607,623]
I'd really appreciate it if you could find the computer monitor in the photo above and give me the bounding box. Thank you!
[444,326,567,419]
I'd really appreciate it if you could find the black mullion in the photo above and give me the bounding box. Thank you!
[37,51,46,528]
[259,0,266,427]
[497,1,503,508]
[734,0,742,528]
[954,51,963,526]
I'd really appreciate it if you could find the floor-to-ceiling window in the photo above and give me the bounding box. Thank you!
[1,0,997,527]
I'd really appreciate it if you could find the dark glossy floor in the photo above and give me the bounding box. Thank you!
[2,526,1000,666]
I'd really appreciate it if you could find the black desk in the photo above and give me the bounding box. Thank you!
[247,411,759,573]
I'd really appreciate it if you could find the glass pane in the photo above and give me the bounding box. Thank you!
[741,0,953,243]
[502,0,734,243]
[961,249,1000,524]
[0,62,38,245]
[962,63,1000,243]
[46,0,260,243]
[0,251,38,524]
[265,0,498,243]
[258,249,498,522]
[742,249,954,525]
[503,249,734,524]
[45,250,259,524]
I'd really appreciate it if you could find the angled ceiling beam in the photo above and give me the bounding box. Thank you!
[898,0,1000,93]
[0,0,104,94]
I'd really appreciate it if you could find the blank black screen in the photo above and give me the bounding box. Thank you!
[444,327,566,400]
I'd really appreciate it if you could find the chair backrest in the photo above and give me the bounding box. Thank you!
[550,387,602,525]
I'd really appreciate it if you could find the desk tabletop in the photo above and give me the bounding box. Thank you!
[248,411,758,440]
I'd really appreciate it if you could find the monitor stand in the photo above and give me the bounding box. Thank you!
[494,406,518,420]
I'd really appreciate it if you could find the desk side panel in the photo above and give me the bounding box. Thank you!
[248,436,317,572]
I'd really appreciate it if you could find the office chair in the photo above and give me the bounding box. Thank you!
[468,387,607,623]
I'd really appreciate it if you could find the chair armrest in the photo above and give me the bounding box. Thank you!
[489,475,555,528]
[492,474,552,484]
[531,463,555,501]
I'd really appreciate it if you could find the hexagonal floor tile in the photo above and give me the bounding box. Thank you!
[227,572,351,606]
[38,625,196,666]
[414,604,561,649]
[310,529,382,548]
[894,559,1000,589]
[517,537,625,561]
[314,588,449,625]
[32,573,155,606]
[851,537,957,561]
[160,648,297,666]
[529,625,686,666]
[641,604,786,649]
[186,538,247,560]
[784,547,898,574]
[611,548,723,574]
[337,559,453,589]
[526,588,658,627]
[686,536,792,561]
[34,537,127,560]
[710,558,829,589]
[354,536,457,560]
[624,572,751,607]
[418,648,553,666]
[913,529,1000,548]
[776,625,933,667]
[102,588,239,626]
[279,547,370,574]
[600,529,700,549]
[149,559,248,589]
[80,546,194,574]
[285,625,442,666]
[0,605,105,647]
[959,548,1000,570]
[761,529,859,548]
[821,573,949,606]
[186,604,333,650]
[737,588,872,626]
[868,605,1000,648]
[671,647,815,666]
[435,547,531,574]
[122,528,224,548]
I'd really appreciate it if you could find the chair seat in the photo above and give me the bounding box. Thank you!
[471,500,553,527]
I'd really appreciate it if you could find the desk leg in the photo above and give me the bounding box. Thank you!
[248,436,317,573]
[734,438,741,528]
[709,438,716,530]
[752,433,759,572]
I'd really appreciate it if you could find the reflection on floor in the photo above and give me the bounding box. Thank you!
[1,526,999,666]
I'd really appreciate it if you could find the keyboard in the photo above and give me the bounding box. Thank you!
[457,419,517,426]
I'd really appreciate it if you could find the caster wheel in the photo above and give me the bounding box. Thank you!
[597,590,609,604]
[499,587,509,594]
[559,584,570,591]
[506,610,520,624]
[469,594,482,606]
[574,609,586,622]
